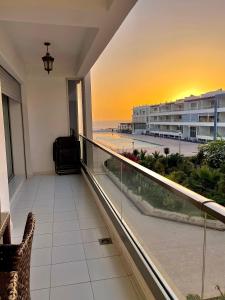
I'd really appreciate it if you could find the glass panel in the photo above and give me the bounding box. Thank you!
[80,136,225,299]
[2,95,14,181]
[204,212,225,300]
[81,137,122,217]
[119,162,205,299]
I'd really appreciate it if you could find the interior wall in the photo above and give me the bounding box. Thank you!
[0,27,25,82]
[26,76,69,174]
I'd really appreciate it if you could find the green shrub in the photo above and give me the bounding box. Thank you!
[201,140,225,168]
[167,170,187,184]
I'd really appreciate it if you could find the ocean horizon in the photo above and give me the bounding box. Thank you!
[93,120,130,130]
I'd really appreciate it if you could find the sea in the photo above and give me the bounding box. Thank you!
[92,120,162,153]
[93,120,126,131]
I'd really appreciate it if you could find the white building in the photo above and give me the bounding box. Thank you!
[132,89,225,141]
[118,122,132,133]
[132,105,148,134]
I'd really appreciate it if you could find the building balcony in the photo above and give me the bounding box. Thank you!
[148,121,215,127]
[148,107,215,117]
[217,122,225,127]
[149,129,181,136]
[197,134,214,141]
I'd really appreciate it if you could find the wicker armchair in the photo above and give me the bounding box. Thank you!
[0,271,18,300]
[0,213,35,300]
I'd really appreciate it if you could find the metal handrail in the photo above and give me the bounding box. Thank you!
[80,134,225,224]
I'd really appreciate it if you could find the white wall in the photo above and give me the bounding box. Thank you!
[0,85,10,212]
[26,76,69,174]
[0,27,25,82]
[82,73,93,138]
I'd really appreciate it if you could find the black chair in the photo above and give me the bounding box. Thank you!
[53,136,80,175]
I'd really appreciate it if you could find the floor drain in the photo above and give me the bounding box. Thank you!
[98,237,113,245]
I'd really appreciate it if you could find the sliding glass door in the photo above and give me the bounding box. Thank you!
[2,94,14,181]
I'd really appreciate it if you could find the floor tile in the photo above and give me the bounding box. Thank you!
[92,277,140,300]
[33,201,54,210]
[53,211,77,222]
[32,207,54,215]
[87,257,127,281]
[11,207,31,215]
[11,236,21,244]
[52,244,85,264]
[84,242,119,259]
[53,231,82,246]
[54,201,76,212]
[33,234,52,249]
[79,218,105,230]
[50,282,94,300]
[81,228,109,243]
[51,261,90,287]
[11,212,28,222]
[31,265,51,290]
[54,197,74,204]
[31,247,52,267]
[12,227,24,238]
[53,220,80,233]
[11,175,139,299]
[78,209,102,220]
[35,222,53,235]
[34,214,53,224]
[31,288,50,300]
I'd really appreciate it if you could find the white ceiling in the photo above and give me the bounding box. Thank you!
[0,0,137,77]
[0,21,98,75]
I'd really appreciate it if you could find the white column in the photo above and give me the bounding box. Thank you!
[0,82,10,212]
[82,72,93,139]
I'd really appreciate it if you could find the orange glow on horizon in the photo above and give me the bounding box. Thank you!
[91,0,225,122]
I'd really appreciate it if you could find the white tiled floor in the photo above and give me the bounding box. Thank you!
[11,175,142,300]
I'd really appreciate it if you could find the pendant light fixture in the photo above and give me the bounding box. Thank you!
[42,42,54,74]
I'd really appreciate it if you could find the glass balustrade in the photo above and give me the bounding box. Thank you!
[80,135,225,300]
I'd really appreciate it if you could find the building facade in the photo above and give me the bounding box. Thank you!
[118,122,132,133]
[132,105,148,134]
[132,89,225,141]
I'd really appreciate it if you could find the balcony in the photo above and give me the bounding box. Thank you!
[1,1,225,299]
[6,134,225,300]
[11,174,142,300]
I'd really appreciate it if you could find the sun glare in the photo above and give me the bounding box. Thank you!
[173,88,205,101]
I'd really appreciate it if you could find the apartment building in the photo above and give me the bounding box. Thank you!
[132,89,225,141]
[132,105,148,134]
[118,122,132,133]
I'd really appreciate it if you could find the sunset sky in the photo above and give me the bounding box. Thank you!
[91,0,225,123]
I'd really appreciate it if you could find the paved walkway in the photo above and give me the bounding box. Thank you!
[125,134,202,156]
[94,132,202,157]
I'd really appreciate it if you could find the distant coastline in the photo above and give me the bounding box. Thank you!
[93,120,129,131]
